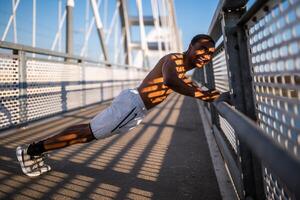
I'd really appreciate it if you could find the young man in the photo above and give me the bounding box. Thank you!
[16,34,227,176]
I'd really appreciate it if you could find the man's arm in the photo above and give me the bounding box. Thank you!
[162,57,220,102]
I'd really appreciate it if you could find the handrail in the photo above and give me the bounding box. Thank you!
[208,0,248,41]
[0,41,146,71]
[237,0,276,26]
[213,101,300,199]
[207,0,223,41]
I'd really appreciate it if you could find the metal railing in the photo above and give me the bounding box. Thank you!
[0,41,148,132]
[193,0,300,199]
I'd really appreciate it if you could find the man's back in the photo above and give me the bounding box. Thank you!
[137,53,187,110]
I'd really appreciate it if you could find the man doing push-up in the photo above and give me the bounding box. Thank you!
[16,34,229,176]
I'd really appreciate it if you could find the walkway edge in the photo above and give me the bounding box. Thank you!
[197,100,238,200]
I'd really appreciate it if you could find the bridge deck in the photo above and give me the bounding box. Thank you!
[0,94,221,200]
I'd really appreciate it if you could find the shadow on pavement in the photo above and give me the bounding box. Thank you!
[0,94,221,200]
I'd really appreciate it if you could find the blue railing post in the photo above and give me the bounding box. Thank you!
[221,5,264,200]
[17,50,28,125]
[205,62,220,129]
[236,24,265,199]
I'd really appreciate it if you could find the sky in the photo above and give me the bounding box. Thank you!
[174,0,219,50]
[3,0,262,64]
[0,0,219,50]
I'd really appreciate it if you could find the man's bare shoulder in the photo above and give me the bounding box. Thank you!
[163,53,183,61]
[160,53,183,65]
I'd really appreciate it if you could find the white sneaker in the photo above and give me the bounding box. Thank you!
[16,145,51,177]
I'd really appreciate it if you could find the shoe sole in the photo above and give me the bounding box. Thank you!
[16,146,50,177]
[16,146,29,175]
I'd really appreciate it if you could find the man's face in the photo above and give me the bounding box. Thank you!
[189,39,215,68]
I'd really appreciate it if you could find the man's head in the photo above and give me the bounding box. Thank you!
[186,34,215,68]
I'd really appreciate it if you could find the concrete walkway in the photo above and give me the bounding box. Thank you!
[0,94,221,200]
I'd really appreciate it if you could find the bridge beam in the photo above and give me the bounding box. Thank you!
[90,0,109,62]
[66,0,74,56]
[118,0,132,65]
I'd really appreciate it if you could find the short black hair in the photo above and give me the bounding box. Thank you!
[190,34,215,46]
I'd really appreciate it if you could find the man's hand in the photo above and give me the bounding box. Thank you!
[212,91,232,106]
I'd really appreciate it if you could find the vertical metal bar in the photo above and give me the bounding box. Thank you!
[203,63,208,87]
[136,0,149,68]
[61,82,67,112]
[50,11,66,51]
[105,2,120,44]
[12,0,18,43]
[221,8,263,200]
[151,0,162,57]
[115,29,125,63]
[79,60,86,107]
[161,0,169,53]
[165,0,174,51]
[100,82,103,101]
[156,0,166,55]
[167,0,180,52]
[205,62,220,128]
[17,50,27,125]
[196,68,205,84]
[66,0,74,56]
[103,0,108,31]
[90,0,109,62]
[58,0,62,52]
[118,0,132,65]
[114,17,118,63]
[84,0,89,57]
[2,0,20,41]
[32,0,36,57]
[80,0,102,57]
[237,24,265,200]
[32,0,36,47]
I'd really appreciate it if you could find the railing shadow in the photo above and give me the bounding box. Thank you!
[0,79,141,133]
[0,94,221,200]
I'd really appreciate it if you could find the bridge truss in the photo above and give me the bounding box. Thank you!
[0,0,182,131]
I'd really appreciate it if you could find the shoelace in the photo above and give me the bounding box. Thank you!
[29,154,47,171]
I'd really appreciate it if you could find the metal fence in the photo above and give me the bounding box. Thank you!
[0,0,181,132]
[0,41,147,131]
[193,0,300,199]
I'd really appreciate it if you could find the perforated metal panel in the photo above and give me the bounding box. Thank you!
[263,167,294,200]
[0,54,20,129]
[26,59,82,120]
[0,54,146,131]
[247,0,300,199]
[249,0,300,161]
[212,48,237,153]
[212,48,230,92]
[84,65,111,104]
